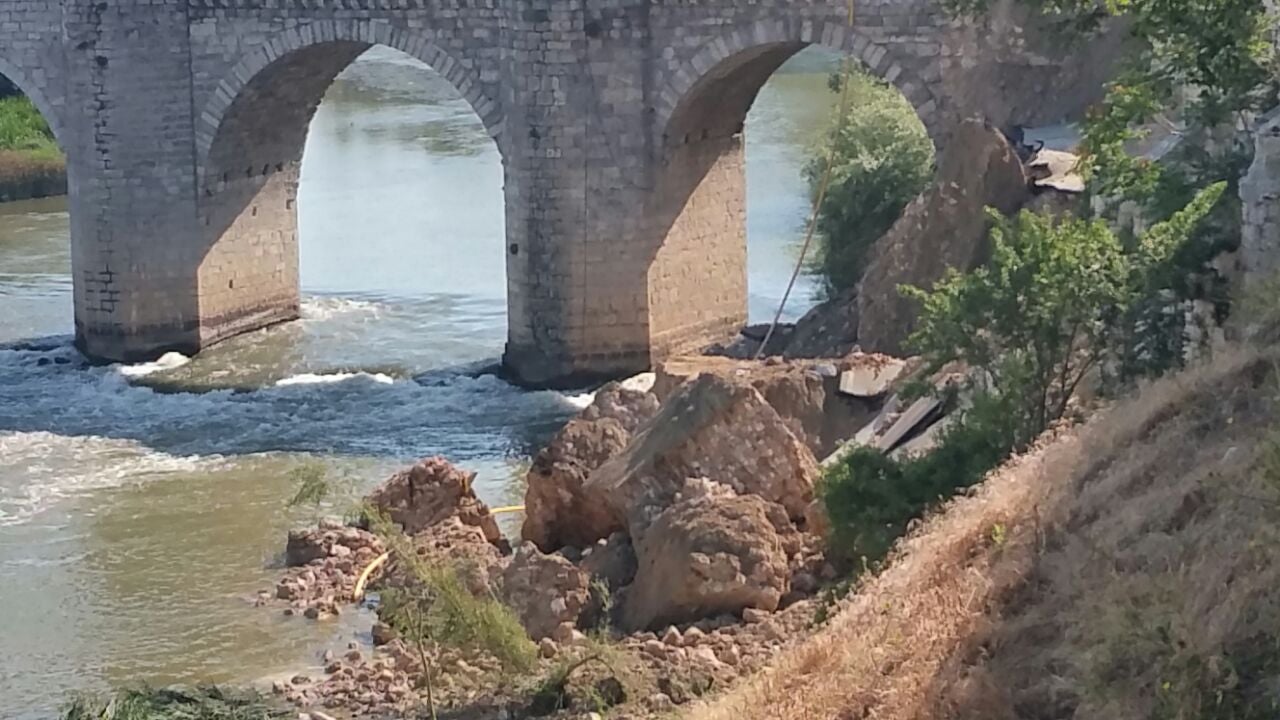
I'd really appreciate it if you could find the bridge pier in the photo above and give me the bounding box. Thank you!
[65,0,206,362]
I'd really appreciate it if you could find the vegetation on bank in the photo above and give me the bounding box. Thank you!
[805,69,934,297]
[822,182,1227,563]
[0,95,58,157]
[819,0,1275,564]
[808,1,1279,716]
[0,94,65,200]
[62,685,289,720]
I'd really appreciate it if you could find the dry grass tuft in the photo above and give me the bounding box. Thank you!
[684,345,1280,720]
[0,149,65,201]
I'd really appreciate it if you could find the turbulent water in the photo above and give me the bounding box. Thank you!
[0,46,837,717]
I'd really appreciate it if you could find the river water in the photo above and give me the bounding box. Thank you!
[0,46,836,717]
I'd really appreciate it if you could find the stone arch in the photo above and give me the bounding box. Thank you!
[190,25,505,351]
[195,22,503,186]
[642,23,943,360]
[0,57,65,149]
[655,22,944,150]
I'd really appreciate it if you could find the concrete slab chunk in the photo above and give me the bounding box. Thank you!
[838,357,907,398]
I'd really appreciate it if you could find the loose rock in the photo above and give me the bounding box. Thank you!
[499,543,591,640]
[366,456,503,545]
[591,374,820,535]
[522,383,660,550]
[622,493,794,631]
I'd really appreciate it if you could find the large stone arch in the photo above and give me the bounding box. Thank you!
[195,22,504,186]
[641,22,943,358]
[0,56,66,150]
[190,23,506,349]
[655,21,945,150]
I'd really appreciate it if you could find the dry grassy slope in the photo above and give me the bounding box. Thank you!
[684,347,1280,720]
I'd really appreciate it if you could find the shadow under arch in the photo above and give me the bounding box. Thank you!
[640,34,939,358]
[192,28,505,351]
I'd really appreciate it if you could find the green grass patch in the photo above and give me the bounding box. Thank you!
[62,685,289,720]
[0,95,58,155]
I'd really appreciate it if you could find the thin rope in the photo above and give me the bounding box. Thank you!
[754,0,858,360]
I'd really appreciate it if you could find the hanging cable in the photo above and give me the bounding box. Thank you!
[754,0,858,360]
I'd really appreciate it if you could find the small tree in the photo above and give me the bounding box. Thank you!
[902,182,1227,443]
[368,511,535,720]
[807,69,934,296]
[284,460,361,526]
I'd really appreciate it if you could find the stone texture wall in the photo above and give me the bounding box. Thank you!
[648,134,749,358]
[63,1,206,361]
[197,168,302,347]
[1242,108,1280,282]
[0,0,1121,384]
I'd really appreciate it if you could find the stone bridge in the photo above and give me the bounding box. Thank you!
[0,0,1116,386]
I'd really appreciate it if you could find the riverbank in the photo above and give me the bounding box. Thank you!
[0,149,66,202]
[684,345,1280,720]
[0,95,66,202]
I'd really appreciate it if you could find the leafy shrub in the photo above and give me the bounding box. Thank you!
[806,69,934,296]
[0,95,58,156]
[820,392,1020,564]
[902,182,1227,443]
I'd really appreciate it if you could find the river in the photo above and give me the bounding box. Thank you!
[0,46,837,717]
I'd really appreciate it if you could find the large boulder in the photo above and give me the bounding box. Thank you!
[580,381,661,432]
[366,456,501,545]
[500,542,592,640]
[578,531,638,591]
[521,383,660,551]
[654,356,880,458]
[408,516,507,594]
[373,516,509,633]
[591,373,820,534]
[857,118,1031,356]
[622,490,794,631]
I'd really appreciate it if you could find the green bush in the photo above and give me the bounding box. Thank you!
[0,95,58,156]
[902,182,1227,444]
[806,69,933,296]
[820,392,1020,564]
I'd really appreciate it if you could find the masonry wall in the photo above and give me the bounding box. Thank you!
[197,169,301,346]
[648,134,749,357]
[3,0,1122,383]
[63,0,206,362]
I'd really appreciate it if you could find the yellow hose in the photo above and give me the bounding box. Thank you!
[352,551,390,602]
[350,506,525,602]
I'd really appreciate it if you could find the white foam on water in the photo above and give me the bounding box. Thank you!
[0,430,216,528]
[299,297,383,322]
[563,392,594,410]
[274,371,396,387]
[116,351,191,378]
[0,340,584,526]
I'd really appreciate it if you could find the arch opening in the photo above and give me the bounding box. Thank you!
[0,70,66,203]
[646,39,936,359]
[196,39,506,365]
